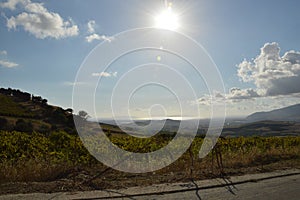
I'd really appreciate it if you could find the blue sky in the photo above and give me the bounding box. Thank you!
[1,0,300,119]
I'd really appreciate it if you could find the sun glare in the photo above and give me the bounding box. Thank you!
[154,6,179,31]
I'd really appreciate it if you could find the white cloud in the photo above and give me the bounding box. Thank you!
[196,96,211,105]
[195,42,300,111]
[2,0,79,39]
[0,50,19,68]
[0,50,7,55]
[194,43,300,117]
[195,88,260,105]
[237,42,300,96]
[228,87,260,100]
[0,0,29,10]
[195,92,225,106]
[0,60,19,68]
[85,20,113,43]
[87,20,96,34]
[92,71,117,77]
[85,33,114,43]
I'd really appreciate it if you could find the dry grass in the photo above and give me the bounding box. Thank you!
[0,159,76,183]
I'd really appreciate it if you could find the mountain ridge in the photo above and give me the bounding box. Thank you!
[246,104,300,122]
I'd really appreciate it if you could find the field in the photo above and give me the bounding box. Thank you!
[0,130,299,194]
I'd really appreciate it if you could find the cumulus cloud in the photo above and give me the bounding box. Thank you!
[195,42,300,107]
[0,60,19,68]
[195,88,260,105]
[0,50,19,68]
[195,91,226,105]
[227,87,260,100]
[85,33,113,43]
[85,20,113,43]
[194,42,300,117]
[92,71,117,77]
[2,0,79,39]
[237,42,300,96]
[196,95,212,106]
[0,0,29,10]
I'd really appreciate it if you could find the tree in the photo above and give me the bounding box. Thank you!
[15,119,33,133]
[32,95,42,102]
[41,99,48,104]
[65,108,73,114]
[78,110,89,120]
[74,111,89,128]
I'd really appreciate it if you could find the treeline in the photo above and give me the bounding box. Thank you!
[0,88,47,104]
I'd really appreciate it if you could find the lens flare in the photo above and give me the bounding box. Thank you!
[154,6,179,31]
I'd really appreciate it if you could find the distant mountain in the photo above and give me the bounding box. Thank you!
[101,118,199,136]
[221,120,300,137]
[246,104,300,122]
[115,119,181,135]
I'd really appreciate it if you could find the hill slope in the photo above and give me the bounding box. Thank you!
[221,120,300,137]
[246,104,300,122]
[0,88,78,134]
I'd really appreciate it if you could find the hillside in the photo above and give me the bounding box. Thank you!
[246,104,300,122]
[221,120,300,137]
[0,88,78,134]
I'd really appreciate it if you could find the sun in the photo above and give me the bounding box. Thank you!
[154,5,180,31]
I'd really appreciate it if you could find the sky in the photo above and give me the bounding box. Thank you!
[1,0,300,120]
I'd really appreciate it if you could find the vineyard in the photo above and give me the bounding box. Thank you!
[1,130,300,194]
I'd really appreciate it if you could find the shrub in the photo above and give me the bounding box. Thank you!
[15,119,33,133]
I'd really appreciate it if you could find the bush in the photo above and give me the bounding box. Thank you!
[38,124,51,135]
[14,119,33,133]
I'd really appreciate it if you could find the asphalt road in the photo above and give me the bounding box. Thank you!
[128,174,300,200]
[1,169,299,200]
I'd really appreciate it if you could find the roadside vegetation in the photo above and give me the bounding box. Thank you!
[0,130,299,194]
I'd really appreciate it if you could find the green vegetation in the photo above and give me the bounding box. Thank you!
[0,130,94,183]
[1,130,299,186]
[0,94,30,117]
[0,88,80,134]
[0,131,92,163]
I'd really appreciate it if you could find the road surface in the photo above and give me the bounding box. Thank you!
[128,173,300,200]
[0,169,299,200]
